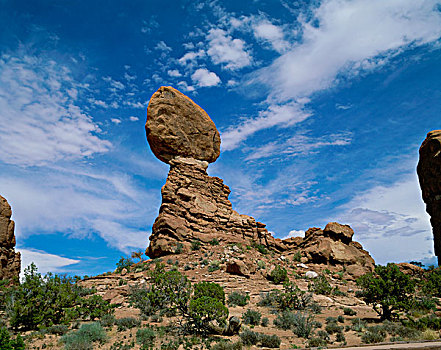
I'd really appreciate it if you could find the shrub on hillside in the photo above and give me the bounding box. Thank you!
[136,327,156,348]
[242,309,261,326]
[308,275,332,295]
[356,263,415,320]
[259,334,281,348]
[239,328,260,346]
[269,265,288,284]
[210,340,243,350]
[0,327,25,350]
[115,257,134,273]
[289,312,316,338]
[61,322,107,350]
[361,326,387,344]
[115,317,141,331]
[227,291,249,307]
[193,282,225,304]
[343,307,357,316]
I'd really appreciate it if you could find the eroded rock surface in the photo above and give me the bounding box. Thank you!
[146,86,221,164]
[0,195,21,282]
[417,130,441,265]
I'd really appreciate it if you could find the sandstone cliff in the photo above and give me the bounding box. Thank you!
[0,195,21,282]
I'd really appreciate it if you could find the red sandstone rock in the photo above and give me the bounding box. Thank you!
[0,195,20,282]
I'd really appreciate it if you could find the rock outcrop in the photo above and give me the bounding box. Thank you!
[145,87,283,258]
[289,223,375,278]
[417,130,441,265]
[0,195,21,282]
[146,86,221,164]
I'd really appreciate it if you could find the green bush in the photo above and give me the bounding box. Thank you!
[210,340,242,350]
[227,291,249,307]
[188,296,229,334]
[209,239,220,246]
[100,314,116,328]
[259,334,281,348]
[269,265,288,284]
[61,322,108,350]
[307,337,327,347]
[5,264,113,331]
[0,327,25,350]
[193,282,225,305]
[361,326,387,344]
[174,243,183,254]
[351,318,366,332]
[242,309,261,326]
[308,275,332,295]
[274,310,299,330]
[292,251,302,262]
[115,317,141,331]
[239,328,260,346]
[191,240,201,251]
[289,312,316,338]
[325,320,343,334]
[136,327,156,348]
[116,257,134,273]
[45,324,69,335]
[343,307,357,316]
[356,263,415,320]
[261,317,269,327]
[208,261,220,272]
[337,315,345,323]
[422,268,441,297]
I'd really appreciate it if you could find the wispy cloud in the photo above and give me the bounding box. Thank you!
[252,19,289,53]
[0,53,111,167]
[20,248,80,276]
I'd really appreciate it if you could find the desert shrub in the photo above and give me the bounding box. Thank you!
[45,324,69,335]
[227,291,249,307]
[307,337,327,347]
[191,240,201,251]
[100,314,116,328]
[136,327,156,348]
[274,310,298,330]
[0,327,25,350]
[61,322,107,350]
[209,239,220,246]
[115,317,141,331]
[175,243,183,254]
[259,334,281,348]
[261,317,269,327]
[422,268,441,297]
[292,251,302,262]
[242,309,261,326]
[208,261,220,272]
[410,295,437,314]
[269,265,288,284]
[5,264,113,331]
[257,260,266,270]
[421,329,439,340]
[253,243,268,255]
[308,275,332,295]
[193,282,225,305]
[290,312,316,338]
[361,326,387,344]
[188,296,229,334]
[356,263,415,320]
[116,257,134,273]
[337,315,345,323]
[351,318,366,332]
[239,329,260,346]
[210,340,243,350]
[403,314,441,331]
[336,331,346,343]
[258,282,312,312]
[343,307,357,316]
[325,320,343,334]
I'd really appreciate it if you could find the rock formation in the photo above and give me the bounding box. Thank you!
[0,195,21,282]
[145,86,375,277]
[145,87,284,258]
[417,130,441,265]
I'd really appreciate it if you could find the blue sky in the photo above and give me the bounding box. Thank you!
[1,0,441,276]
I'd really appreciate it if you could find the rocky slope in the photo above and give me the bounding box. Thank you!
[417,130,441,265]
[0,195,21,282]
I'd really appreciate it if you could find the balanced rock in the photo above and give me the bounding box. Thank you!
[417,130,441,265]
[0,195,21,282]
[146,86,221,164]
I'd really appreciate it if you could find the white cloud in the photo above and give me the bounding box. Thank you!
[129,116,139,122]
[245,132,352,161]
[334,174,433,264]
[0,53,111,167]
[177,81,196,92]
[252,19,289,53]
[206,28,252,70]
[167,69,182,77]
[89,98,108,108]
[111,118,122,124]
[282,229,305,240]
[191,68,221,87]
[221,102,311,151]
[178,50,206,66]
[250,0,441,102]
[20,248,80,276]
[103,76,125,91]
[155,40,172,52]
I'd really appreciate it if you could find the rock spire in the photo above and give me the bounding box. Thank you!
[0,195,21,282]
[417,130,441,265]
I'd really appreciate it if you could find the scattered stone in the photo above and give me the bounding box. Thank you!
[146,86,221,164]
[417,130,441,265]
[297,263,308,269]
[305,271,318,279]
[0,195,20,283]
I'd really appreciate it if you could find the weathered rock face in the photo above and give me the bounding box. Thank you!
[418,130,441,265]
[146,157,284,258]
[291,222,375,278]
[0,195,21,282]
[146,86,221,164]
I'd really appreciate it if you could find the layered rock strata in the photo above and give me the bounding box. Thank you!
[417,130,441,265]
[0,195,21,282]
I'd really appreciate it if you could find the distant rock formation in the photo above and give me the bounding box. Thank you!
[144,86,375,277]
[417,130,441,266]
[0,195,21,282]
[145,87,284,258]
